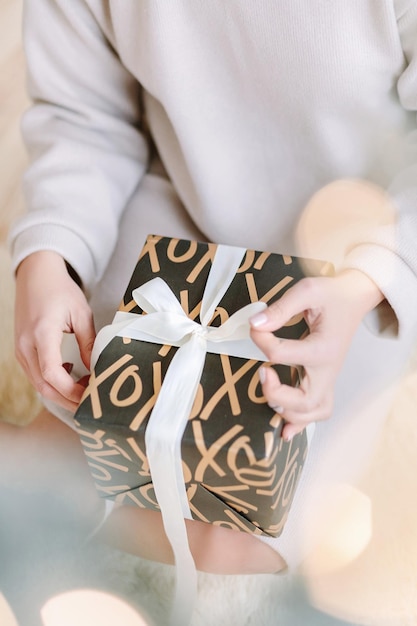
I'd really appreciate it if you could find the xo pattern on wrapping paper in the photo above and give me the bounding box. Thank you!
[75,236,328,537]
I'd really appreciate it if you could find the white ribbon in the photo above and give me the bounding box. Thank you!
[92,244,268,626]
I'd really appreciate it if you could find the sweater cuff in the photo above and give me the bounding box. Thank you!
[8,224,97,297]
[341,243,417,339]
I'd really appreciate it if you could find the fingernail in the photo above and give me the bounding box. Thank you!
[282,429,294,442]
[77,375,90,389]
[63,362,74,374]
[250,312,268,328]
[259,366,266,384]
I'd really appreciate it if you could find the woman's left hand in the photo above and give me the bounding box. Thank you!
[249,269,384,441]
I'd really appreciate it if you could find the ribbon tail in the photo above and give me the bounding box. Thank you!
[145,334,206,626]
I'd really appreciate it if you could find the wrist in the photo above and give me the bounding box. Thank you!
[336,269,384,315]
[16,251,82,288]
[16,250,67,277]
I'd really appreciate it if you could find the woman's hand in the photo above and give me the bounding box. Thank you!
[15,251,96,412]
[250,269,384,441]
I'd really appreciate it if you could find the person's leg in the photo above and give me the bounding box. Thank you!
[98,505,287,574]
[0,409,286,574]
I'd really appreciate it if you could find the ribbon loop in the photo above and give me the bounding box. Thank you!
[132,277,185,315]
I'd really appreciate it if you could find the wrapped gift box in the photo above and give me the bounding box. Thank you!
[74,235,331,537]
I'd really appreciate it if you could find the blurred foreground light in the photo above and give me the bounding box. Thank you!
[305,484,373,576]
[41,589,149,626]
[295,179,396,272]
[0,593,19,626]
[318,486,372,571]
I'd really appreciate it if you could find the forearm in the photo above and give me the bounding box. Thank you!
[9,0,149,294]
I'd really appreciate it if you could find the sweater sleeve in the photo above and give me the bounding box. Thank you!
[340,0,417,339]
[8,0,149,295]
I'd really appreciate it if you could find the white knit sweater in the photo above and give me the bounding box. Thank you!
[9,0,417,338]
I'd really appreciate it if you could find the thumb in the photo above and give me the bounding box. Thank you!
[250,278,321,332]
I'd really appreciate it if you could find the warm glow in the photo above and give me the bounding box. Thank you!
[41,589,149,626]
[318,487,372,571]
[305,483,373,575]
[295,179,396,272]
[0,593,19,626]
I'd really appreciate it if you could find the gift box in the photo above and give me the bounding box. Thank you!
[75,235,331,538]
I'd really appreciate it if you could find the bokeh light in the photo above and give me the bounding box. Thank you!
[41,589,149,626]
[0,593,19,626]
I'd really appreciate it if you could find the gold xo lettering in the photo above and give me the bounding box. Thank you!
[167,238,198,263]
[206,306,230,327]
[248,368,266,404]
[83,354,163,432]
[78,428,134,479]
[200,355,259,420]
[257,443,301,510]
[126,437,150,476]
[212,510,263,535]
[77,428,120,481]
[246,273,305,326]
[138,234,163,273]
[84,443,132,480]
[236,250,271,274]
[189,383,204,420]
[109,364,142,407]
[192,420,244,481]
[201,483,257,514]
[166,238,217,285]
[236,250,256,274]
[246,273,294,305]
[82,354,134,419]
[77,426,107,450]
[119,235,163,312]
[139,482,160,508]
[129,361,162,431]
[227,435,277,488]
[186,243,217,284]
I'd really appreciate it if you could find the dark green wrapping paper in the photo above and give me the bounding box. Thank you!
[75,235,331,537]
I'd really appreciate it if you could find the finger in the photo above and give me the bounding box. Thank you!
[35,378,80,413]
[250,277,323,332]
[265,392,333,433]
[281,423,306,442]
[279,395,333,424]
[73,309,96,371]
[252,330,325,367]
[29,322,87,407]
[281,422,306,441]
[19,344,82,412]
[37,358,85,407]
[260,365,329,414]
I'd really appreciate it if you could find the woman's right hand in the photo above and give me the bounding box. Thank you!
[15,251,96,412]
